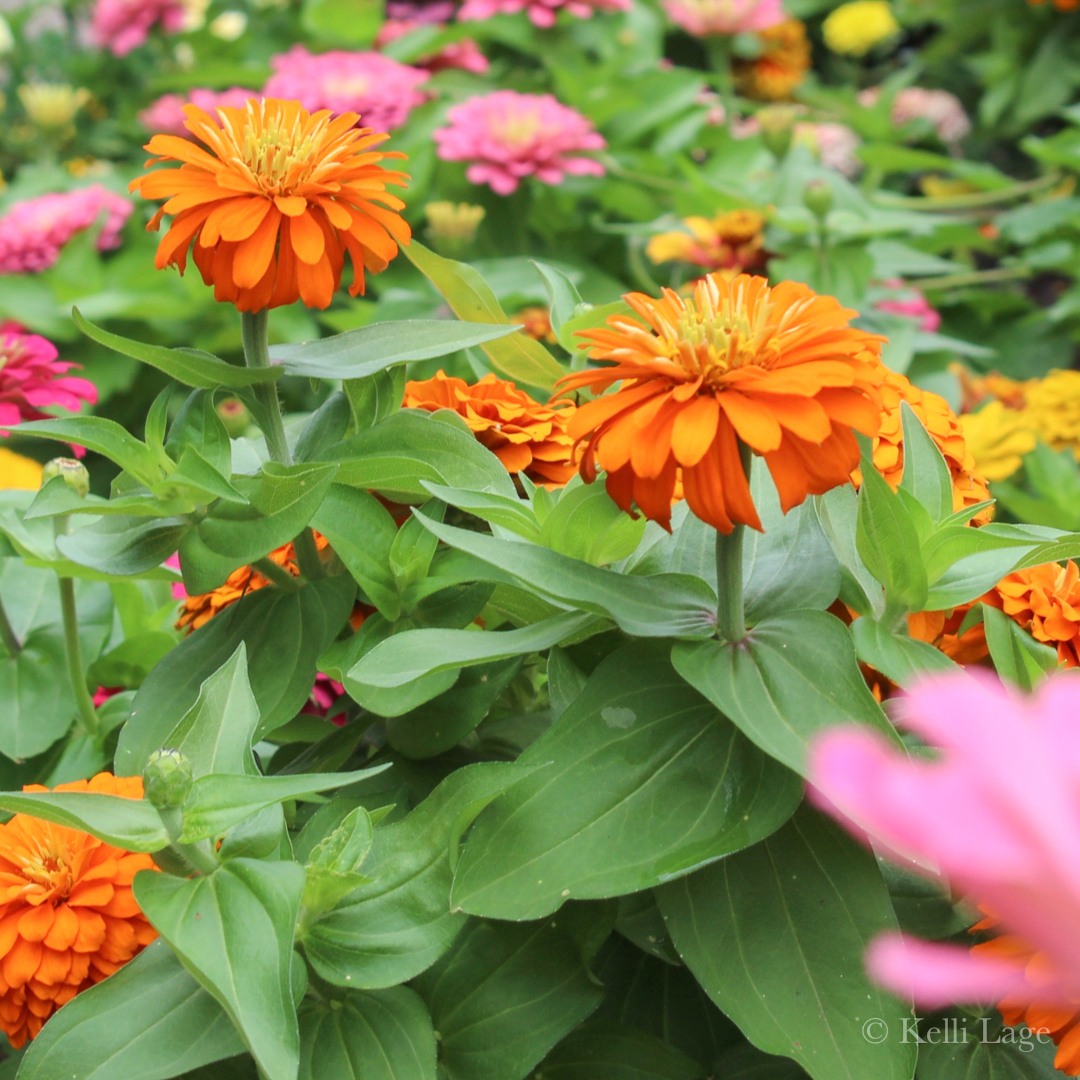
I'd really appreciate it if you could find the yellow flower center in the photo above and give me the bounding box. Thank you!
[491,111,541,149]
[230,104,342,196]
[18,839,75,899]
[671,293,781,384]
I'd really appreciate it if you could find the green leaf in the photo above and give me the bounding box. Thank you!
[0,790,167,851]
[656,804,917,1080]
[299,988,437,1080]
[179,462,338,594]
[531,261,584,339]
[302,762,537,989]
[57,513,191,578]
[403,241,565,389]
[295,393,352,466]
[715,1044,809,1080]
[537,480,646,566]
[671,610,895,777]
[851,617,959,688]
[412,914,605,1080]
[349,610,597,688]
[73,309,284,389]
[450,642,802,921]
[17,940,244,1080]
[815,486,883,617]
[322,410,517,500]
[390,503,444,592]
[898,403,953,523]
[983,606,1059,691]
[166,392,231,478]
[134,859,306,1080]
[179,767,389,842]
[344,368,406,432]
[269,320,523,379]
[413,513,717,639]
[535,1022,705,1080]
[420,481,540,541]
[117,577,355,773]
[915,1012,1061,1079]
[0,622,73,759]
[7,418,162,486]
[163,446,247,505]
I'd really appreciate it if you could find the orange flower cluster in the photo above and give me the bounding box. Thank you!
[860,368,993,525]
[735,19,812,101]
[646,209,767,277]
[988,560,1080,668]
[130,98,410,311]
[514,306,557,344]
[404,371,577,486]
[561,273,887,533]
[0,774,157,1048]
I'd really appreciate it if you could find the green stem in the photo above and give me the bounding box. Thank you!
[59,577,99,738]
[240,309,325,581]
[158,806,219,874]
[253,557,304,591]
[0,597,20,657]
[908,266,1032,291]
[714,442,753,643]
[705,36,736,133]
[869,170,1062,212]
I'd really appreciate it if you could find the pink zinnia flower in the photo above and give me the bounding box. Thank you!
[433,90,606,195]
[89,0,185,55]
[375,20,490,74]
[458,0,629,29]
[809,670,1080,1009]
[302,674,348,725]
[263,47,430,132]
[860,85,971,146]
[793,121,862,177]
[0,323,98,448]
[662,0,784,37]
[0,186,133,275]
[138,88,257,137]
[876,279,941,332]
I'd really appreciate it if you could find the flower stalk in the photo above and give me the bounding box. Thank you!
[714,442,753,643]
[59,576,100,739]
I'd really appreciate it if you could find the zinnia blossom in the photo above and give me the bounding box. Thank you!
[514,306,557,343]
[821,0,900,56]
[457,0,629,28]
[0,324,98,450]
[0,773,157,1048]
[734,18,812,101]
[263,48,430,133]
[874,280,940,332]
[808,671,1080,1014]
[130,98,411,312]
[989,561,1080,668]
[860,86,971,146]
[0,449,43,491]
[89,0,184,55]
[137,88,257,137]
[404,371,577,486]
[959,401,1036,482]
[0,186,133,275]
[662,0,784,36]
[559,273,887,533]
[646,208,767,276]
[433,91,606,196]
[793,122,862,177]
[1020,369,1080,458]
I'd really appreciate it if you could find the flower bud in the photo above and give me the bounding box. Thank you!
[425,201,486,256]
[216,397,251,437]
[757,105,796,161]
[18,83,90,132]
[42,457,89,498]
[143,749,193,810]
[803,180,834,222]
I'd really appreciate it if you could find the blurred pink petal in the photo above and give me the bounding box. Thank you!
[458,0,629,28]
[139,88,257,137]
[90,0,184,55]
[662,0,783,36]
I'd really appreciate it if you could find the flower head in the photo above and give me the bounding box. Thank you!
[959,401,1036,482]
[793,121,862,176]
[514,306,557,344]
[663,0,784,36]
[646,208,767,276]
[809,671,1080,1011]
[874,280,940,332]
[89,0,185,55]
[18,84,91,132]
[1021,369,1080,457]
[822,0,898,56]
[425,201,485,254]
[404,371,577,486]
[130,98,410,311]
[559,273,887,533]
[0,773,157,1048]
[990,561,1080,668]
[0,325,98,445]
[263,48,430,133]
[0,450,43,491]
[734,18,812,100]
[457,0,629,28]
[433,91,606,196]
[138,88,257,137]
[889,87,971,146]
[0,186,133,275]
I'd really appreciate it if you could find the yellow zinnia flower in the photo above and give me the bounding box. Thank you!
[822,1,899,56]
[959,401,1037,482]
[0,448,44,491]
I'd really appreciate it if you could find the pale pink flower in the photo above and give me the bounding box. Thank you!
[0,323,98,446]
[662,0,784,37]
[458,0,629,29]
[263,47,429,132]
[375,20,490,74]
[0,186,133,275]
[859,85,971,145]
[433,90,606,195]
[794,121,861,177]
[138,88,257,137]
[809,671,1080,1009]
[89,0,185,55]
[876,279,941,332]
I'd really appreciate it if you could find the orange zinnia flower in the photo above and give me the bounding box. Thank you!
[988,560,1080,668]
[558,273,886,533]
[0,773,157,1048]
[735,18,812,101]
[404,370,577,486]
[130,98,410,311]
[513,306,557,344]
[646,209,767,277]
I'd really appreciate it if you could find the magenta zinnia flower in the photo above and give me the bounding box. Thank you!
[89,0,185,55]
[809,671,1080,1009]
[263,47,430,132]
[457,0,629,29]
[0,323,97,445]
[662,0,784,36]
[0,186,132,275]
[433,90,606,195]
[875,279,941,332]
[138,88,257,137]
